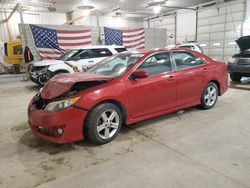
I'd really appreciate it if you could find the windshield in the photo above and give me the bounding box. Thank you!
[87,53,145,77]
[57,50,78,61]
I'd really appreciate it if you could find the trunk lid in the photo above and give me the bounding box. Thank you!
[236,36,250,51]
[41,73,113,99]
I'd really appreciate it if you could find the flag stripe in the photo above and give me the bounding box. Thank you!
[124,41,145,49]
[123,31,144,39]
[40,56,56,60]
[57,32,91,37]
[38,50,63,55]
[58,39,91,44]
[57,29,91,34]
[123,36,145,44]
[58,41,91,46]
[57,35,91,40]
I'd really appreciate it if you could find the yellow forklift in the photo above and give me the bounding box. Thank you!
[4,39,24,74]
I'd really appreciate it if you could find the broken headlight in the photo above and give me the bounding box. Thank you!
[44,97,80,112]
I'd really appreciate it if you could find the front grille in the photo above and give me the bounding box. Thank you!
[236,58,250,65]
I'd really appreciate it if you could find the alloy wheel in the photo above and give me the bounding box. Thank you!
[97,110,120,140]
[204,86,217,106]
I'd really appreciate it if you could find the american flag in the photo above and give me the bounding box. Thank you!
[30,24,91,59]
[104,27,145,50]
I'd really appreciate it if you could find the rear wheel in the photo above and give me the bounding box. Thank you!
[85,103,122,144]
[200,82,218,109]
[230,73,242,82]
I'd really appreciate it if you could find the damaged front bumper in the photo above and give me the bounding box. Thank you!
[29,65,51,85]
[28,99,88,144]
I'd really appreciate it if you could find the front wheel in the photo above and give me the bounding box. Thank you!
[84,103,122,144]
[200,82,218,109]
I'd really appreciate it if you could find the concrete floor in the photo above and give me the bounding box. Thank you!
[1,75,250,188]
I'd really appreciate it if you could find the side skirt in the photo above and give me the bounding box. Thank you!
[126,101,201,125]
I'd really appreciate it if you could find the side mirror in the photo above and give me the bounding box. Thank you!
[132,69,149,79]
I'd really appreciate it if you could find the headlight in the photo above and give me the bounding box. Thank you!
[228,57,236,64]
[44,97,80,112]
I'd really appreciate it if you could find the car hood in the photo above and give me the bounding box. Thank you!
[41,73,113,99]
[236,36,250,51]
[33,59,64,67]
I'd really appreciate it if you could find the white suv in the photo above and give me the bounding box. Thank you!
[29,45,127,85]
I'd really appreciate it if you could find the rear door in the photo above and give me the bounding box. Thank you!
[171,51,208,106]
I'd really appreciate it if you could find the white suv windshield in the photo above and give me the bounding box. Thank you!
[57,50,78,61]
[87,53,145,77]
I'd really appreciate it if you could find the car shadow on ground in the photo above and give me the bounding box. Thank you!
[25,84,41,92]
[17,107,199,155]
[229,77,250,91]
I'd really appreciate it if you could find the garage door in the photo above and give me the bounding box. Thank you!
[197,0,245,61]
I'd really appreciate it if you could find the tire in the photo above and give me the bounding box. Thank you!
[84,103,123,144]
[30,76,41,85]
[200,82,218,110]
[230,73,242,82]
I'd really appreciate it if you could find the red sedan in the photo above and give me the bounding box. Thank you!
[28,48,228,144]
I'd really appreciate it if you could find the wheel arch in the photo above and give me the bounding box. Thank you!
[86,99,128,124]
[53,69,70,74]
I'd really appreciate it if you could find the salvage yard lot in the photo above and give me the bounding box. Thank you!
[1,76,250,188]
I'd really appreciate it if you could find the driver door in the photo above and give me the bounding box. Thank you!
[125,52,177,118]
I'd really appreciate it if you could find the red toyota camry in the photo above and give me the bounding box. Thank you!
[28,48,228,144]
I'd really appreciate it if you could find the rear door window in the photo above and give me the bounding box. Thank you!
[79,50,92,59]
[89,48,113,57]
[172,51,205,70]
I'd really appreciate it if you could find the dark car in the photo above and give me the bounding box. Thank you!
[228,36,250,82]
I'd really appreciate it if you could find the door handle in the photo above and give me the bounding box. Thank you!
[88,60,94,63]
[167,75,175,81]
[203,68,208,73]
